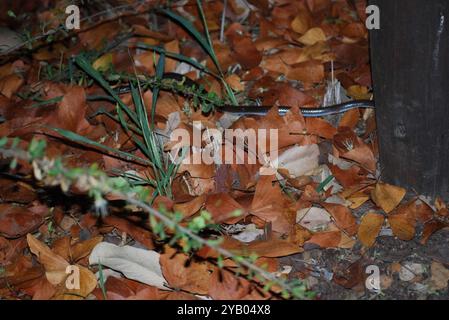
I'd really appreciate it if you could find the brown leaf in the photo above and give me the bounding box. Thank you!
[71,235,103,262]
[306,230,342,248]
[333,260,365,289]
[53,265,97,300]
[388,211,416,241]
[245,239,302,257]
[51,236,71,261]
[250,175,292,233]
[357,212,384,247]
[0,204,44,238]
[339,108,360,130]
[371,183,406,214]
[26,234,69,285]
[231,37,262,70]
[420,220,448,244]
[305,117,337,140]
[0,74,23,98]
[208,268,250,300]
[291,10,312,34]
[206,193,246,224]
[298,28,326,45]
[103,216,154,249]
[173,195,206,219]
[31,277,57,300]
[225,74,245,92]
[321,203,358,236]
[287,60,325,83]
[341,22,367,40]
[160,247,213,295]
[290,225,313,246]
[334,127,376,171]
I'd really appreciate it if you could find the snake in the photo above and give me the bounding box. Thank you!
[115,72,375,118]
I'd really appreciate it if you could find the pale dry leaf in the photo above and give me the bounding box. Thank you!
[272,144,320,178]
[296,207,331,232]
[53,265,97,300]
[89,242,168,290]
[430,262,449,290]
[27,233,69,285]
[298,27,326,46]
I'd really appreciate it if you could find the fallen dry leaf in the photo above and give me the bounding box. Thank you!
[430,262,449,290]
[206,193,246,224]
[250,175,292,233]
[388,211,416,241]
[89,242,167,290]
[173,195,206,219]
[321,202,358,236]
[245,239,302,257]
[420,219,448,244]
[27,234,97,299]
[27,234,69,285]
[357,212,385,247]
[298,27,326,45]
[306,230,342,248]
[160,246,213,295]
[103,216,154,249]
[0,204,44,238]
[208,268,251,300]
[0,74,23,98]
[371,183,406,214]
[291,11,312,34]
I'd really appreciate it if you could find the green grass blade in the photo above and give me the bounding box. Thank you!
[135,43,217,77]
[75,55,139,126]
[196,0,214,51]
[49,127,150,164]
[29,96,63,108]
[151,52,165,127]
[130,83,163,171]
[158,8,217,68]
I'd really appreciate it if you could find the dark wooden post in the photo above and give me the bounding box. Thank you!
[370,0,449,199]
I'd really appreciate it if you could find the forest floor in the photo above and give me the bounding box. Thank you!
[0,0,448,300]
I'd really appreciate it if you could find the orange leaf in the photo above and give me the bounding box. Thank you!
[173,195,206,219]
[206,193,246,224]
[306,230,342,248]
[388,211,416,241]
[291,11,312,34]
[306,117,337,139]
[251,175,292,233]
[0,74,23,98]
[358,212,384,247]
[225,74,245,91]
[287,60,325,83]
[53,265,97,300]
[103,216,154,249]
[371,183,406,214]
[70,235,103,262]
[26,234,69,285]
[339,108,360,129]
[208,268,251,300]
[160,248,213,295]
[298,27,326,45]
[334,127,376,171]
[321,203,358,236]
[245,239,302,257]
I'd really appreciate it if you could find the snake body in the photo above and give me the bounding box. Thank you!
[116,72,375,117]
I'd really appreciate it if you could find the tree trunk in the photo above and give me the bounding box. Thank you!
[370,0,449,199]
